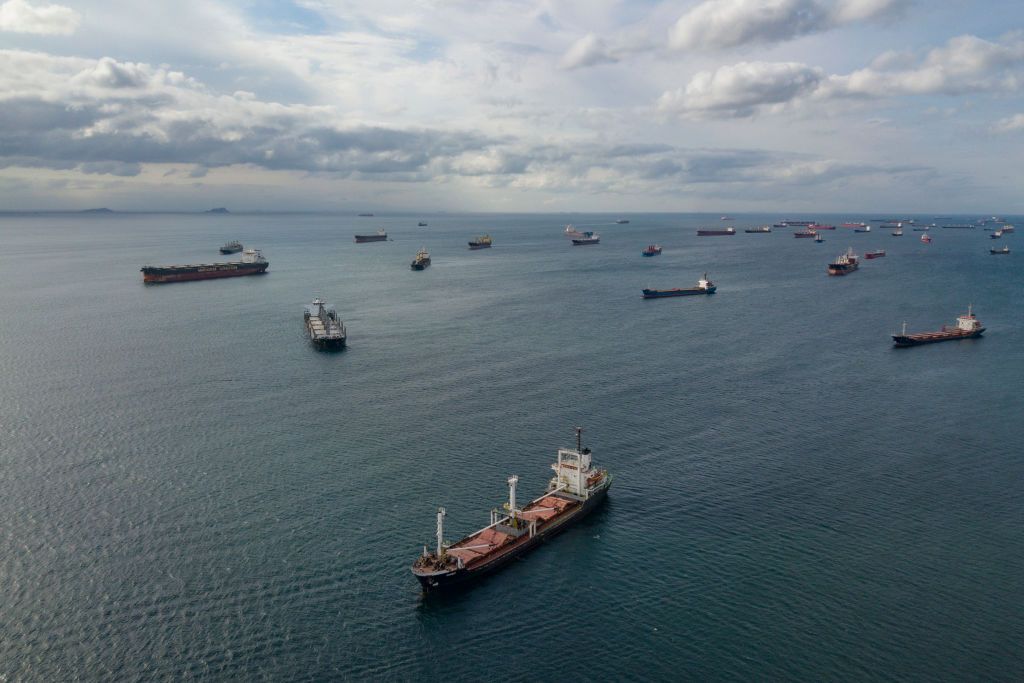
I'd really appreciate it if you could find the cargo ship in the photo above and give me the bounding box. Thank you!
[854,226,871,233]
[354,229,387,243]
[572,231,600,245]
[814,232,824,243]
[565,224,585,238]
[468,235,492,250]
[942,224,974,229]
[418,221,428,227]
[643,273,716,298]
[745,225,771,233]
[892,226,903,236]
[141,248,268,283]
[304,298,346,350]
[990,229,1003,239]
[411,427,611,591]
[411,247,431,270]
[780,220,813,226]
[865,249,885,259]
[1002,225,1014,233]
[794,229,817,238]
[642,244,662,256]
[921,233,932,243]
[809,223,835,230]
[991,245,1010,254]
[219,240,243,254]
[615,219,630,224]
[841,222,867,228]
[697,227,735,236]
[827,247,858,276]
[892,307,984,347]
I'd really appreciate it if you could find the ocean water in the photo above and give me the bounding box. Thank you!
[1,212,1022,681]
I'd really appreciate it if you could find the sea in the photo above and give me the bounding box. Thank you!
[1,212,1022,681]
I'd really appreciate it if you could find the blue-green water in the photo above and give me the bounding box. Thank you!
[1,213,1022,680]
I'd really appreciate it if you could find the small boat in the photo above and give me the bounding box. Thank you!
[892,307,985,347]
[219,240,243,254]
[865,249,886,259]
[418,221,428,227]
[990,245,1010,255]
[854,226,871,233]
[827,247,859,276]
[468,235,492,250]
[411,247,431,270]
[642,244,662,256]
[720,216,733,221]
[615,219,630,224]
[990,230,1003,239]
[697,227,735,236]
[892,227,903,236]
[744,226,772,233]
[643,273,716,298]
[794,230,817,238]
[355,228,387,243]
[572,231,600,245]
[304,298,346,350]
[814,232,824,243]
[921,233,933,244]
[565,224,585,238]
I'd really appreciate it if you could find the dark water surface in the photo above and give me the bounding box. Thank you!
[1,213,1022,680]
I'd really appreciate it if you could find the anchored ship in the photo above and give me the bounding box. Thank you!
[572,231,600,245]
[642,244,662,256]
[411,427,611,591]
[565,224,585,238]
[921,233,932,243]
[643,273,716,298]
[991,245,1010,254]
[892,307,985,347]
[794,229,817,238]
[615,219,630,224]
[141,248,268,284]
[304,298,346,350]
[865,249,886,259]
[827,247,859,275]
[468,235,492,250]
[411,247,431,270]
[745,225,771,233]
[697,227,735,236]
[354,229,387,243]
[220,240,243,254]
[814,232,824,243]
[809,223,835,230]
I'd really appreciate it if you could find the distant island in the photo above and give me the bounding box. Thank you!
[205,207,230,214]
[80,208,114,213]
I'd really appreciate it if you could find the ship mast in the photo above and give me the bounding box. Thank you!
[436,507,446,557]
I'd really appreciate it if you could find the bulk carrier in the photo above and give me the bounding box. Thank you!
[412,427,611,591]
[141,248,267,283]
[892,307,984,347]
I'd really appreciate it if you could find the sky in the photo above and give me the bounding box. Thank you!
[1,0,1023,212]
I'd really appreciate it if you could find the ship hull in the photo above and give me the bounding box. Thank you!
[572,239,600,245]
[468,243,491,250]
[219,247,242,254]
[893,328,985,347]
[411,260,431,270]
[354,235,387,243]
[414,484,610,592]
[827,266,857,276]
[141,263,268,283]
[643,286,715,298]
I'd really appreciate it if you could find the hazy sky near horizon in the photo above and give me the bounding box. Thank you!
[1,0,1023,212]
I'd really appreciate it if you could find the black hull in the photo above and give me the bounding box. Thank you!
[893,329,985,347]
[411,261,431,270]
[312,339,346,351]
[415,487,609,592]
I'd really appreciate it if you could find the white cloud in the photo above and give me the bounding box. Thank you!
[668,0,909,51]
[993,113,1024,133]
[560,33,617,69]
[658,61,824,117]
[0,0,80,35]
[821,33,1024,97]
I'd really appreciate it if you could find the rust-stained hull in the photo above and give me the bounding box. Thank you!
[141,263,268,283]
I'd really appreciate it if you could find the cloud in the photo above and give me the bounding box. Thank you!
[657,34,1024,118]
[668,0,909,51]
[821,33,1024,97]
[560,33,618,69]
[0,0,80,35]
[0,50,500,179]
[993,113,1024,133]
[658,61,823,117]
